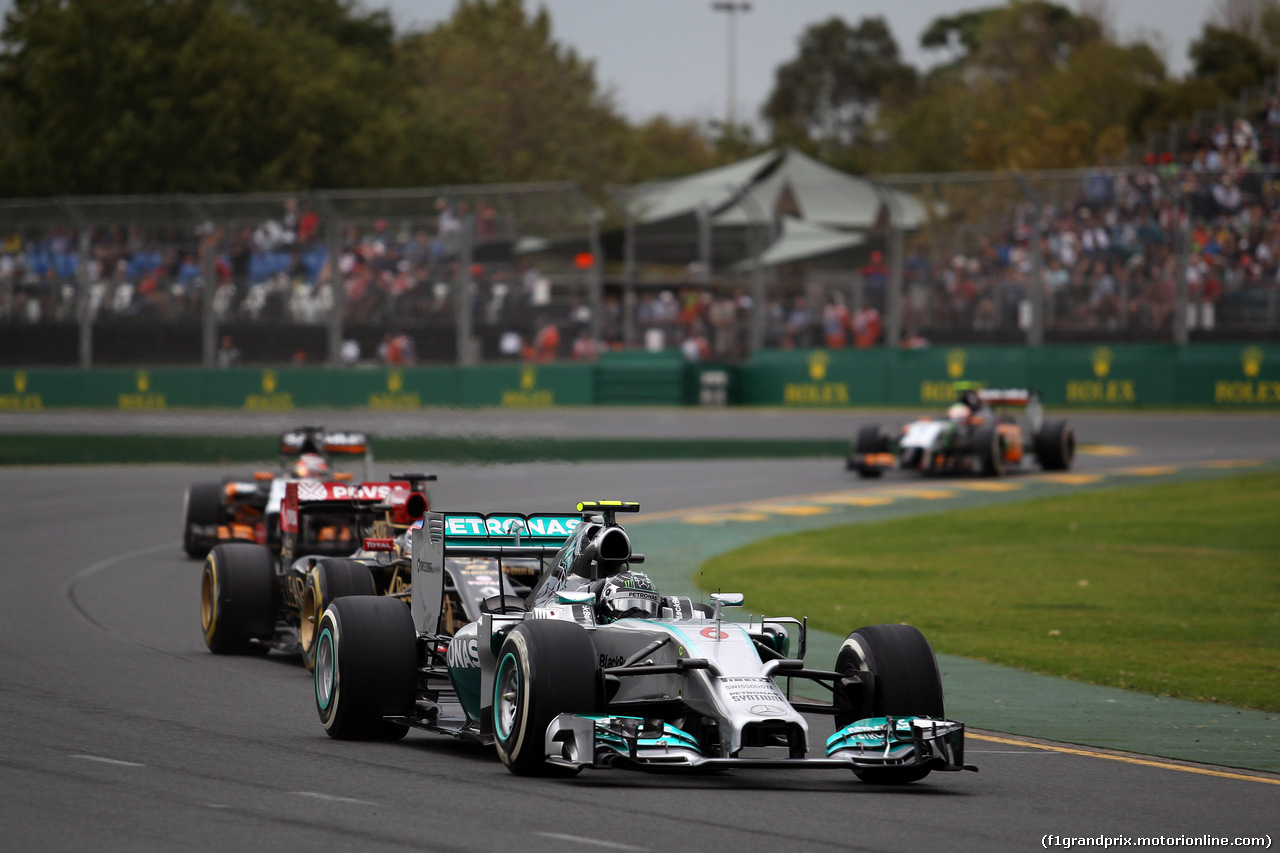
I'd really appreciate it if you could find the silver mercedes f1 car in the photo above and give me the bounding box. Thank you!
[310,501,977,784]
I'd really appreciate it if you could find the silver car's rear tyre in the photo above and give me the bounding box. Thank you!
[315,596,415,740]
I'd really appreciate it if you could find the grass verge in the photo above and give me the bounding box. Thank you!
[0,434,848,466]
[701,471,1280,711]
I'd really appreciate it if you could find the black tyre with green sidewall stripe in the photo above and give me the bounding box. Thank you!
[494,620,598,776]
[834,623,945,785]
[314,596,415,740]
[201,543,275,654]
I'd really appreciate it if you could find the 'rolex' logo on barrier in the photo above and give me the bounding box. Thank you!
[1092,347,1113,378]
[946,349,966,380]
[1242,346,1264,378]
[807,351,829,381]
[262,370,277,393]
[14,371,26,393]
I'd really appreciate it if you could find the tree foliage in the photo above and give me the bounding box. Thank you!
[1190,24,1278,96]
[0,0,441,194]
[766,0,1280,174]
[394,0,632,190]
[1,0,1278,196]
[0,0,722,197]
[762,16,915,159]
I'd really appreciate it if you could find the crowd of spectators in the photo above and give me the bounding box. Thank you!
[899,161,1280,339]
[5,156,1279,363]
[0,197,538,330]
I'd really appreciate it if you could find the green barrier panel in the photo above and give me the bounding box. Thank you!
[729,345,1280,408]
[735,349,889,405]
[886,346,1031,405]
[595,351,685,405]
[1028,344,1176,407]
[3,345,1278,409]
[1176,343,1280,407]
[457,364,593,407]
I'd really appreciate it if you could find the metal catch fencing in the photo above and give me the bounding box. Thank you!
[2,166,1277,368]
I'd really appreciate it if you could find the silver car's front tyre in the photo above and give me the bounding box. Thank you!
[493,620,597,776]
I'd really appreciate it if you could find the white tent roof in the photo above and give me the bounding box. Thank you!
[624,149,783,226]
[622,147,928,232]
[734,218,866,269]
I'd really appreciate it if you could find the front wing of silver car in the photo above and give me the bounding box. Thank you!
[544,713,978,774]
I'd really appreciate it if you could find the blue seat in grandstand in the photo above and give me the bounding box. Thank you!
[125,252,163,281]
[302,246,327,280]
[178,259,200,285]
[54,252,79,279]
[248,250,293,284]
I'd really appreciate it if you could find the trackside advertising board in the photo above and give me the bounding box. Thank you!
[2,345,1277,409]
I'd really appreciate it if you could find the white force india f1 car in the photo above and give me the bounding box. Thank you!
[848,386,1075,478]
[310,501,977,783]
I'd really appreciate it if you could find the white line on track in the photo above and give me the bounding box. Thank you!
[70,754,144,767]
[537,832,648,851]
[292,791,379,806]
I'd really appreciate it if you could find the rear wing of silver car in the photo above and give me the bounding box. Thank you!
[410,511,583,635]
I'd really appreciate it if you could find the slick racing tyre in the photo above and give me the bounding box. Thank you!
[494,620,598,776]
[183,482,223,558]
[850,425,889,478]
[301,559,377,671]
[202,543,276,655]
[835,623,945,785]
[1036,419,1075,471]
[973,424,1005,477]
[314,596,415,741]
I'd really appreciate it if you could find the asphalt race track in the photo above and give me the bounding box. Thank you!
[1,411,1278,851]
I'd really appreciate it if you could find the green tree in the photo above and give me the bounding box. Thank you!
[1189,24,1277,97]
[0,0,475,196]
[762,16,915,158]
[870,2,1166,172]
[395,0,631,191]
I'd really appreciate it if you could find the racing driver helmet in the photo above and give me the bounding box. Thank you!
[591,571,660,623]
[293,452,330,479]
[947,403,970,422]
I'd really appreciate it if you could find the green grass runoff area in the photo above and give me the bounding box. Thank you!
[702,471,1280,712]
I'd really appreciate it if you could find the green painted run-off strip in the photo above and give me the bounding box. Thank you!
[0,434,850,466]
